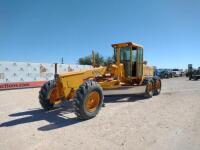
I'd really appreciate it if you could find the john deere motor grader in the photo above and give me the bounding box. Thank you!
[39,42,161,120]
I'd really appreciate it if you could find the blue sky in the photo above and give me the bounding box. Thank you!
[0,0,200,69]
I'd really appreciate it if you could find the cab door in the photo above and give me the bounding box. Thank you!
[136,48,143,77]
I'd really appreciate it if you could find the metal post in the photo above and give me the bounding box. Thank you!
[54,63,58,79]
[92,50,96,68]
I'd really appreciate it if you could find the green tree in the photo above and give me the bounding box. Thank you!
[78,52,105,66]
[78,56,92,65]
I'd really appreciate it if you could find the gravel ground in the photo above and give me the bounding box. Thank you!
[0,77,200,150]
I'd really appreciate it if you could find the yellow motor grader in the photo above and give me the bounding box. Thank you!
[39,42,161,120]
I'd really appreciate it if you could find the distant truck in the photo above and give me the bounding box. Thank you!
[172,69,182,77]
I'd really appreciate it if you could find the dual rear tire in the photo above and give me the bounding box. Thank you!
[145,78,161,98]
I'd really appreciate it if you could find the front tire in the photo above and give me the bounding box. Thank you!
[73,80,104,120]
[39,80,57,110]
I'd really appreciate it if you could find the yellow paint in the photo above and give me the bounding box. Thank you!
[52,42,156,101]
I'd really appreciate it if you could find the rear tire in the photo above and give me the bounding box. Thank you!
[73,80,104,120]
[189,76,192,80]
[153,78,161,95]
[39,80,55,110]
[145,80,153,98]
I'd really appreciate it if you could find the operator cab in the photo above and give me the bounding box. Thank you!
[112,42,143,78]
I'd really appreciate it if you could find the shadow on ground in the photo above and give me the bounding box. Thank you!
[0,102,81,131]
[104,94,147,103]
[0,94,147,131]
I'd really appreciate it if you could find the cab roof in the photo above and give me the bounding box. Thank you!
[112,42,143,49]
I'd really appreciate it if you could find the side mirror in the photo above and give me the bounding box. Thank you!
[143,61,147,65]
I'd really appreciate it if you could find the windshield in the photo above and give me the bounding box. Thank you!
[113,46,137,63]
[120,47,130,61]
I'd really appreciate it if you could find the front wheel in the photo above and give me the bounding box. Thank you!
[73,80,104,120]
[39,80,60,110]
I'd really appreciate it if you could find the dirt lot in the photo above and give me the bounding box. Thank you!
[0,77,200,150]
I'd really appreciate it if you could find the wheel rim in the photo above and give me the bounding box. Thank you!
[156,80,161,92]
[85,91,100,112]
[48,88,60,104]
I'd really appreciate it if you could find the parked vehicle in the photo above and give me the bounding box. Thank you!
[188,64,200,80]
[172,69,182,77]
[155,69,173,79]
